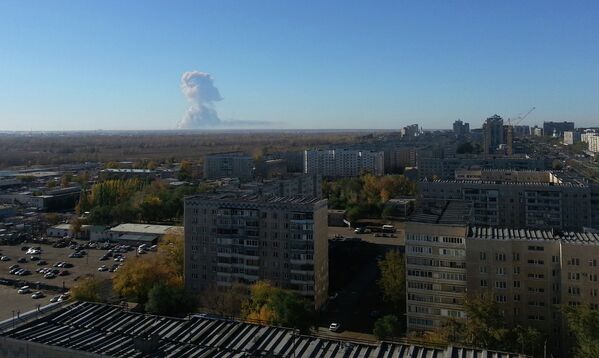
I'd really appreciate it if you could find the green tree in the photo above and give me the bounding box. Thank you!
[241,281,315,333]
[373,315,400,340]
[563,305,599,358]
[178,160,193,181]
[378,251,405,313]
[461,292,510,350]
[145,283,196,317]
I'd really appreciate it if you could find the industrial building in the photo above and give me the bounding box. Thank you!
[0,301,524,358]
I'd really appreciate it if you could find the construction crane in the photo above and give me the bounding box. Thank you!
[506,107,536,156]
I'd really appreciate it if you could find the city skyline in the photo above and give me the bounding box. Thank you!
[1,1,599,130]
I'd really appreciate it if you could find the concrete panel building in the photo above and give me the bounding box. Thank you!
[419,170,593,230]
[184,193,328,308]
[203,152,254,181]
[304,149,384,177]
[405,221,599,354]
[543,121,574,137]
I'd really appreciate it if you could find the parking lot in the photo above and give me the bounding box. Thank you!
[328,224,405,246]
[0,241,151,320]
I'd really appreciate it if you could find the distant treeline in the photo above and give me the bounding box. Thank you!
[0,132,365,167]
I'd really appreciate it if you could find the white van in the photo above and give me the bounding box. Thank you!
[382,225,395,233]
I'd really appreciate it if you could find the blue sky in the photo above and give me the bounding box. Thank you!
[0,1,598,130]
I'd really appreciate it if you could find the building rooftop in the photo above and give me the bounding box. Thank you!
[409,200,472,225]
[187,193,323,206]
[469,226,599,244]
[1,301,523,358]
[109,223,180,235]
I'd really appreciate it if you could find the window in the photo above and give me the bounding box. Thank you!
[480,252,487,260]
[552,255,560,263]
[514,267,520,274]
[590,259,598,267]
[527,259,545,265]
[495,253,506,261]
[496,295,507,303]
[480,279,488,287]
[528,245,544,251]
[568,258,581,266]
[513,280,521,288]
[496,267,506,275]
[495,281,507,289]
[513,253,520,261]
[480,266,488,274]
[514,294,521,301]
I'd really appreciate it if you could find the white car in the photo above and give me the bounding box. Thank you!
[0,256,10,261]
[17,286,31,294]
[26,248,41,255]
[329,323,341,332]
[31,291,44,299]
[98,265,108,272]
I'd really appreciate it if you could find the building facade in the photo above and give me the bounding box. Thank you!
[405,224,599,354]
[563,131,581,145]
[543,121,574,137]
[203,152,254,181]
[483,115,504,155]
[453,120,470,138]
[419,170,593,230]
[304,149,384,177]
[184,194,328,308]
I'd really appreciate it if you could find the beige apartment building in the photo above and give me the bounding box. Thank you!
[419,169,596,230]
[184,193,329,308]
[406,221,599,349]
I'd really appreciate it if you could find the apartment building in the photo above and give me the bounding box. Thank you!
[419,170,593,230]
[582,132,599,153]
[543,121,575,137]
[417,156,549,180]
[184,193,328,308]
[406,223,599,350]
[405,200,472,331]
[384,147,417,173]
[304,149,384,177]
[563,131,581,145]
[203,152,254,181]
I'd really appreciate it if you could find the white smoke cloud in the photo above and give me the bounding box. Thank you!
[177,71,223,128]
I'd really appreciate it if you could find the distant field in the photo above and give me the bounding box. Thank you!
[0,131,377,167]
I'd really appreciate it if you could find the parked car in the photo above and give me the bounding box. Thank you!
[44,272,56,279]
[37,260,47,266]
[0,256,11,261]
[50,295,60,303]
[31,291,44,299]
[98,265,108,272]
[329,323,341,332]
[17,286,31,294]
[9,264,19,270]
[58,270,70,276]
[30,256,40,261]
[17,257,27,263]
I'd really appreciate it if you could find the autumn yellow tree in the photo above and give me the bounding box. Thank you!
[112,255,181,304]
[71,276,104,302]
[158,228,184,279]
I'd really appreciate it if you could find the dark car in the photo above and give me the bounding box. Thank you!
[30,256,40,261]
[17,257,27,263]
[37,260,47,266]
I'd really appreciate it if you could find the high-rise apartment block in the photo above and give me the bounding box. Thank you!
[304,149,384,177]
[563,131,581,145]
[419,170,595,231]
[203,152,254,181]
[452,120,470,138]
[582,132,599,153]
[184,193,329,308]
[543,121,575,137]
[483,115,504,154]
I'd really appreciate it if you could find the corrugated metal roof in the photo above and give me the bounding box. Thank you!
[1,302,524,358]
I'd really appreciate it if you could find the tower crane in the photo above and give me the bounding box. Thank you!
[506,107,536,156]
